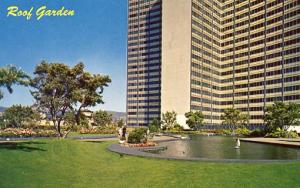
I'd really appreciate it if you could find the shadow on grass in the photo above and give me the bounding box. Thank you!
[0,142,47,152]
[82,141,104,144]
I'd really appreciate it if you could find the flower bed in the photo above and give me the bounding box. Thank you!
[0,128,57,138]
[124,142,157,148]
[79,128,116,135]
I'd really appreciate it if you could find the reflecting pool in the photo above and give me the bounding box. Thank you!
[150,135,300,160]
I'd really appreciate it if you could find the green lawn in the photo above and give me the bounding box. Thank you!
[0,140,300,188]
[67,132,116,138]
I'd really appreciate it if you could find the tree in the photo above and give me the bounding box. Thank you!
[161,111,177,130]
[185,111,204,130]
[93,110,113,128]
[148,118,160,133]
[1,105,35,128]
[264,101,300,131]
[0,65,30,100]
[31,62,84,137]
[30,62,110,137]
[221,107,249,131]
[117,118,125,128]
[70,63,111,126]
[63,110,78,130]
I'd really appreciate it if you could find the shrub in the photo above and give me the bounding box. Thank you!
[149,124,159,133]
[236,127,251,136]
[128,128,147,144]
[0,105,39,128]
[248,129,266,137]
[221,129,232,135]
[93,110,113,128]
[148,118,160,133]
[172,124,184,131]
[265,128,298,138]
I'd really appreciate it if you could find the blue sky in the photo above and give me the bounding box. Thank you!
[0,0,127,112]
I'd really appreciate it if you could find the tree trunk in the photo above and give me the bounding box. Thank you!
[75,106,83,126]
[62,129,72,139]
[56,121,63,137]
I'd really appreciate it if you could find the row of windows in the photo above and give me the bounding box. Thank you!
[127,99,160,104]
[128,81,160,87]
[222,47,300,68]
[128,105,160,110]
[191,47,220,63]
[128,74,160,81]
[192,63,220,76]
[192,71,220,84]
[128,49,160,58]
[128,31,161,41]
[222,0,290,32]
[129,7,161,18]
[128,14,161,26]
[128,111,161,116]
[192,37,221,57]
[128,19,160,30]
[193,0,223,17]
[129,0,160,7]
[129,0,161,12]
[128,62,160,69]
[128,38,160,47]
[191,105,221,113]
[128,93,160,98]
[127,87,160,92]
[222,95,300,105]
[191,74,300,92]
[192,26,221,47]
[222,17,299,46]
[223,28,299,52]
[128,26,161,36]
[221,51,299,69]
[191,87,220,98]
[191,84,300,99]
[233,75,300,90]
[192,4,222,26]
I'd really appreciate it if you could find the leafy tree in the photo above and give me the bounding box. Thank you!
[185,111,204,130]
[221,107,249,131]
[264,101,300,131]
[63,111,78,130]
[117,118,125,128]
[0,105,35,128]
[30,62,110,137]
[0,65,30,100]
[70,63,111,126]
[161,111,177,130]
[148,118,160,133]
[93,110,113,128]
[31,62,84,136]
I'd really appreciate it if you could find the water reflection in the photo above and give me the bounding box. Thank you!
[156,136,300,160]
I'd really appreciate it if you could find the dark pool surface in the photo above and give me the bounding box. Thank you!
[150,135,300,160]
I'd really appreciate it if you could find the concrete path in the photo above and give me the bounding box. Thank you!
[240,137,300,148]
[77,135,180,142]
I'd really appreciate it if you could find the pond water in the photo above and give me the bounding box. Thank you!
[149,135,300,160]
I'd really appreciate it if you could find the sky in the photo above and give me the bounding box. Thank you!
[0,0,127,112]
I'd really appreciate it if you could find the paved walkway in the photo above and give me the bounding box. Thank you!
[240,137,300,147]
[76,135,181,142]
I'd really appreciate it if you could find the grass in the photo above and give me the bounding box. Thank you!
[67,132,116,138]
[0,139,300,188]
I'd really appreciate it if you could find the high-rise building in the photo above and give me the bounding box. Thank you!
[127,0,300,127]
